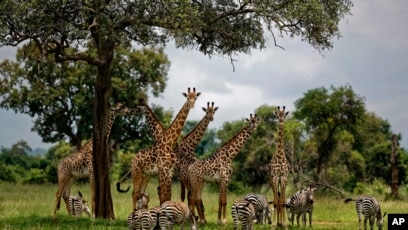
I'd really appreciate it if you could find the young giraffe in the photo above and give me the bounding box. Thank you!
[187,113,260,225]
[52,103,131,218]
[123,87,200,209]
[268,106,289,229]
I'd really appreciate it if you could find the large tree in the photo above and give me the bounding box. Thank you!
[0,0,353,218]
[293,84,365,180]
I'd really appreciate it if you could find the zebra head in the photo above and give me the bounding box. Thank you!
[136,193,150,210]
[81,199,91,217]
[377,210,387,230]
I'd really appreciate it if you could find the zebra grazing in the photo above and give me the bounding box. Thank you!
[286,186,316,227]
[232,199,256,230]
[158,200,197,230]
[128,206,160,230]
[68,191,91,217]
[243,193,272,225]
[136,193,150,210]
[344,195,386,230]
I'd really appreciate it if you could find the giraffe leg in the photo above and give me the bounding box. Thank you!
[192,182,206,224]
[157,169,173,204]
[89,168,96,218]
[279,177,288,228]
[180,180,186,202]
[269,176,280,229]
[52,171,72,218]
[218,182,228,225]
[131,170,143,210]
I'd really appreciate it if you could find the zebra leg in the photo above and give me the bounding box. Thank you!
[364,215,368,230]
[369,215,375,230]
[302,212,306,227]
[309,210,313,227]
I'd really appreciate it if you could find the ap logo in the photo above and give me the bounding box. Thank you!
[389,214,408,230]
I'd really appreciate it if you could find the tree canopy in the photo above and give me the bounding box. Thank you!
[0,44,170,150]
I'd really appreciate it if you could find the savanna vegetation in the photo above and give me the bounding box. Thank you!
[1,1,408,228]
[1,180,408,229]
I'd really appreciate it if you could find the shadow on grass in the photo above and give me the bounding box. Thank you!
[0,214,127,229]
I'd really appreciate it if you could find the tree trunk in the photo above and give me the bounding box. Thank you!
[390,134,399,198]
[92,38,115,219]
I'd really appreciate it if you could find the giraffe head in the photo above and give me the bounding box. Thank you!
[273,106,289,122]
[111,102,131,116]
[246,113,260,130]
[183,87,201,109]
[202,102,218,121]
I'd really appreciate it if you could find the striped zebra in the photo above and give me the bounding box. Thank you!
[344,195,386,230]
[68,190,91,217]
[242,193,272,225]
[127,206,160,230]
[231,199,256,230]
[285,186,316,227]
[158,200,197,230]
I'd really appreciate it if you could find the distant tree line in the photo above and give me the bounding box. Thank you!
[1,84,407,196]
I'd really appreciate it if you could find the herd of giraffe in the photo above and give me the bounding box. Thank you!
[52,87,291,229]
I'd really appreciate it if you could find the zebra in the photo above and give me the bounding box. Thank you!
[128,209,143,230]
[127,193,153,229]
[127,206,160,230]
[344,195,386,230]
[68,190,91,217]
[231,199,256,230]
[242,193,272,225]
[158,200,197,230]
[285,186,316,227]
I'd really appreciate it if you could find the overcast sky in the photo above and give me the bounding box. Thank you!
[1,0,407,150]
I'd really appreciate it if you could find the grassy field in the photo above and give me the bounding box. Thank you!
[0,179,406,229]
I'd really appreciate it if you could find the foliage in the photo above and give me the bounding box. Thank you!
[0,140,47,184]
[0,44,170,150]
[293,84,366,179]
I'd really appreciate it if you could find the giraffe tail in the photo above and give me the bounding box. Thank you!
[116,169,131,193]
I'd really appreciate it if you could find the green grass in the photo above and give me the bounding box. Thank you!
[0,180,406,229]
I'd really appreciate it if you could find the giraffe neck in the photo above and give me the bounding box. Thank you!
[141,104,164,140]
[275,120,286,159]
[177,115,211,155]
[213,124,255,161]
[106,109,117,143]
[160,101,191,146]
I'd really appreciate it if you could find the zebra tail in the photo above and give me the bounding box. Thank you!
[344,198,355,203]
[116,169,131,193]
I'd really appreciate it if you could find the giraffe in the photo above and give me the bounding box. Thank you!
[119,87,200,209]
[268,106,289,229]
[186,113,260,225]
[174,101,218,201]
[52,103,131,218]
